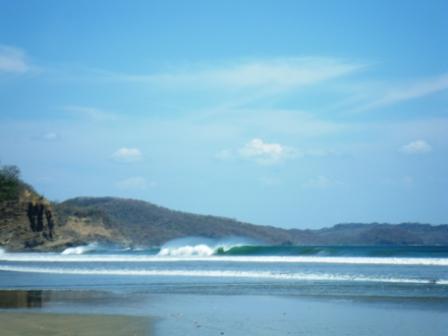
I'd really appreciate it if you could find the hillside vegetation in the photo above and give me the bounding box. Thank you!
[1,165,448,251]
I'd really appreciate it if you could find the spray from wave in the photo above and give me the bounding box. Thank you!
[60,242,150,255]
[61,242,100,255]
[157,237,254,257]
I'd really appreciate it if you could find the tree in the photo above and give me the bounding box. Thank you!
[0,164,22,201]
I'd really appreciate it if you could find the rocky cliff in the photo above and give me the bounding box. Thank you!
[0,165,127,251]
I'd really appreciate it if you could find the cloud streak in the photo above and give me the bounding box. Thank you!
[0,45,31,74]
[357,73,448,111]
[149,57,364,90]
[63,105,117,121]
[89,57,364,92]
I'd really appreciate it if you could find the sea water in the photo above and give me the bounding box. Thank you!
[1,242,448,335]
[0,242,447,298]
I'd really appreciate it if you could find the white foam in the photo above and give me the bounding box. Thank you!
[1,253,447,266]
[61,243,99,255]
[158,244,215,257]
[0,265,445,285]
[157,238,246,257]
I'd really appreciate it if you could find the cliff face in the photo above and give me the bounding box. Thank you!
[0,189,54,250]
[0,188,126,252]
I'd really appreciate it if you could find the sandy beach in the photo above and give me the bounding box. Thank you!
[0,312,151,336]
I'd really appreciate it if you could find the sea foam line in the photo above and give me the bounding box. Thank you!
[0,265,445,285]
[1,254,448,266]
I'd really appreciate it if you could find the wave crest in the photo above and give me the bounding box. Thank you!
[61,242,99,255]
[157,237,250,257]
[158,244,215,257]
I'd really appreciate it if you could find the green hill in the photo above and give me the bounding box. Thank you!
[1,164,447,251]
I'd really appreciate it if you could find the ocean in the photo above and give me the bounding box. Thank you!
[1,240,448,335]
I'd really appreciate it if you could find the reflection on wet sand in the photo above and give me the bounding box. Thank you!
[0,290,45,308]
[0,290,152,335]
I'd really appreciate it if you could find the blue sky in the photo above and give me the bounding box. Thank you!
[1,0,447,228]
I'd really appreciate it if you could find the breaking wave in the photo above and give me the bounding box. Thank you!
[1,239,447,266]
[61,242,101,255]
[217,245,448,257]
[156,237,248,257]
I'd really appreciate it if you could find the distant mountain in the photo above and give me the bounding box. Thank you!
[56,197,296,247]
[1,166,448,251]
[55,197,448,248]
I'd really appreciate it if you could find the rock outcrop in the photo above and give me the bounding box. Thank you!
[0,189,57,250]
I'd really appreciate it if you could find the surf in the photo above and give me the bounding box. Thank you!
[0,265,446,285]
[1,253,448,266]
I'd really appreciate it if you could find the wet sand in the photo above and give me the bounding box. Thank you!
[0,312,151,336]
[0,290,447,335]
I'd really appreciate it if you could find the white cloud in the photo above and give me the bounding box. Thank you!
[0,45,30,74]
[111,147,143,163]
[401,140,432,155]
[116,177,152,190]
[217,136,334,165]
[238,138,297,165]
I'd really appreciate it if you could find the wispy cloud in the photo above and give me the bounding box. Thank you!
[149,57,363,90]
[111,147,143,163]
[400,140,432,155]
[63,105,117,121]
[0,45,31,74]
[88,57,364,92]
[357,73,448,111]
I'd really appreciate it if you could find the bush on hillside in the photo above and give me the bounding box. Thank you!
[0,164,22,202]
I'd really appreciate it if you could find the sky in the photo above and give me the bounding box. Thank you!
[0,0,447,229]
